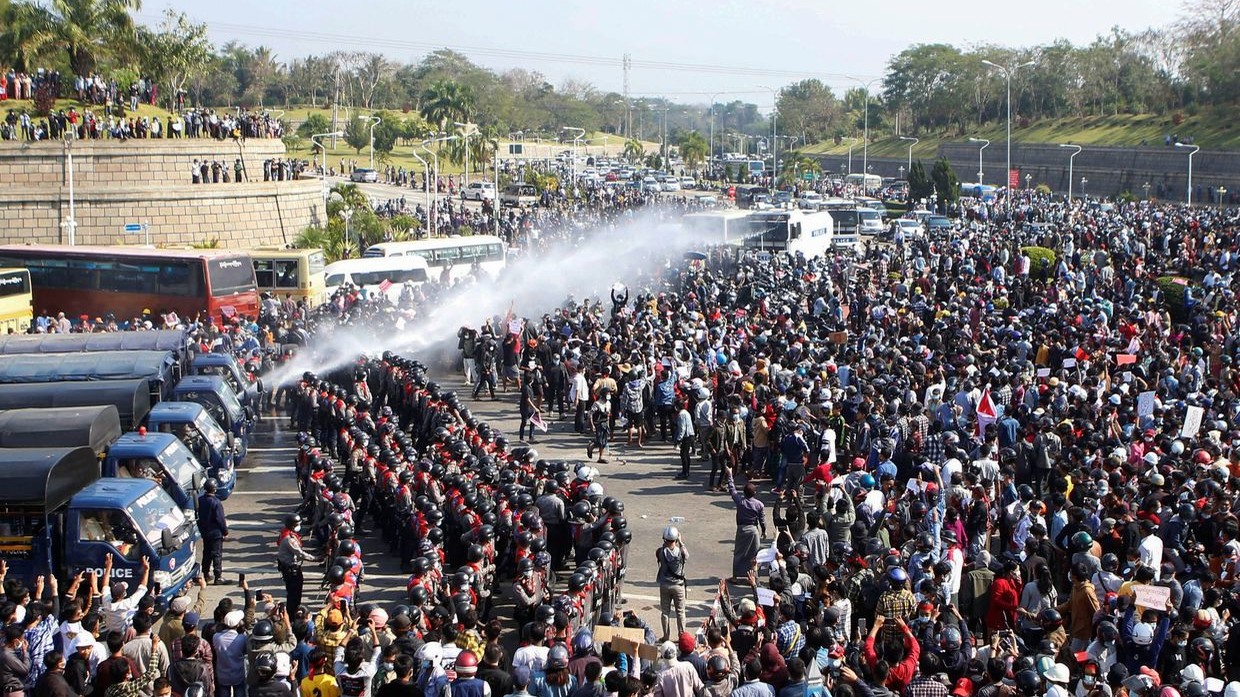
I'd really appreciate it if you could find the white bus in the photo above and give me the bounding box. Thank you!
[362,235,508,281]
[681,210,753,246]
[323,256,431,303]
[738,209,839,258]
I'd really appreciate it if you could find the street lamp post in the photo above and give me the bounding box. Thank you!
[709,92,722,178]
[982,58,1035,195]
[899,136,919,173]
[1218,186,1228,207]
[968,137,990,185]
[898,165,905,181]
[845,138,856,174]
[62,137,77,246]
[1058,144,1082,201]
[421,134,457,236]
[1143,181,1151,200]
[1080,177,1088,199]
[407,148,430,238]
[358,115,381,171]
[845,76,881,178]
[454,121,477,188]
[562,126,585,187]
[311,130,345,175]
[759,85,779,186]
[1175,142,1201,206]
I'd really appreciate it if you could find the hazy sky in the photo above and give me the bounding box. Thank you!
[144,0,1183,104]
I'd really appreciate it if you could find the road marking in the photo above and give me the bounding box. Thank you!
[248,447,298,453]
[228,490,301,496]
[621,592,712,607]
[241,465,295,474]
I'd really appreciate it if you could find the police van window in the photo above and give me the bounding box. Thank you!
[275,260,300,288]
[78,510,141,560]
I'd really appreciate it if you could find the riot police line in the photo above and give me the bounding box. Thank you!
[275,350,638,649]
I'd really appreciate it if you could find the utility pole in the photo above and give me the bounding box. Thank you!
[623,53,631,138]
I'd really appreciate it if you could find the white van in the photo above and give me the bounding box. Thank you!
[323,256,431,302]
[858,207,884,235]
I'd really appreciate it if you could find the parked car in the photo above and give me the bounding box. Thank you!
[660,177,681,192]
[461,181,496,201]
[350,168,379,183]
[643,177,662,193]
[892,218,925,240]
[680,176,696,190]
[926,215,954,233]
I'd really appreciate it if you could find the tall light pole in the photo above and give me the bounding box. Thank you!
[358,114,381,171]
[759,85,779,185]
[407,148,430,237]
[1058,143,1081,201]
[968,137,990,185]
[62,137,77,246]
[311,130,345,174]
[982,58,1035,194]
[845,137,856,174]
[1175,142,1201,206]
[899,136,919,174]
[709,92,722,177]
[454,121,477,188]
[844,76,881,179]
[421,134,457,236]
[562,126,585,185]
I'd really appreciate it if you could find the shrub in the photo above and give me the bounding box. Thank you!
[1171,113,1185,126]
[1021,246,1056,280]
[1157,276,1192,321]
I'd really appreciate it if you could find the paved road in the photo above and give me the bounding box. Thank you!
[196,368,759,633]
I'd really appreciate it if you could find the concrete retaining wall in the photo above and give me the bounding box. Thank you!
[810,143,1240,203]
[0,139,324,246]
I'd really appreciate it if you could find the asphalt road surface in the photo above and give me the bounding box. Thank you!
[196,367,759,635]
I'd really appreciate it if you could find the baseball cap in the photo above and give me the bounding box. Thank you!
[170,596,191,614]
[183,612,201,631]
[512,667,532,688]
[678,632,695,654]
[952,678,974,697]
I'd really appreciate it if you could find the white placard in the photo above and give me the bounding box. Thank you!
[1181,405,1204,439]
[1137,391,1156,418]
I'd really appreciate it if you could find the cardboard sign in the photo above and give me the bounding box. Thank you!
[595,625,646,645]
[1116,354,1137,366]
[1062,358,1077,369]
[1137,391,1156,418]
[1133,584,1171,611]
[611,637,659,661]
[1036,367,1051,378]
[829,331,848,345]
[1181,405,1204,439]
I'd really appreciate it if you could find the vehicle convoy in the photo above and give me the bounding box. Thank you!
[0,350,181,403]
[0,446,199,607]
[189,352,262,411]
[0,379,244,495]
[0,405,209,514]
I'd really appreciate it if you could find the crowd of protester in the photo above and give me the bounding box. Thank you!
[4,187,1240,697]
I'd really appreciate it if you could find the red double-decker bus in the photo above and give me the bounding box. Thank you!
[0,245,259,324]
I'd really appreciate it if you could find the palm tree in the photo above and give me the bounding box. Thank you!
[678,131,708,170]
[420,79,472,132]
[4,0,141,76]
[622,139,645,163]
[469,125,499,176]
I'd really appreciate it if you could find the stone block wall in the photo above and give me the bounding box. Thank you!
[0,139,325,246]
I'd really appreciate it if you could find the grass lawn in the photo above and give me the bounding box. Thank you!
[801,110,1240,156]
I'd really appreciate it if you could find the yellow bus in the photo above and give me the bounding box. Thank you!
[250,248,328,306]
[0,268,33,334]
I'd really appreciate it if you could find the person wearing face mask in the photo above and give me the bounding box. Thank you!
[277,515,319,612]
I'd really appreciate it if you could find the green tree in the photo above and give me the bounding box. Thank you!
[2,0,141,76]
[420,79,473,131]
[931,157,961,204]
[678,130,708,169]
[907,160,933,201]
[775,79,840,144]
[135,9,212,112]
[297,113,332,138]
[343,116,370,154]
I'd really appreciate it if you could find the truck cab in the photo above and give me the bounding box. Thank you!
[189,353,261,411]
[103,431,208,516]
[0,447,199,609]
[168,375,250,460]
[146,402,239,498]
